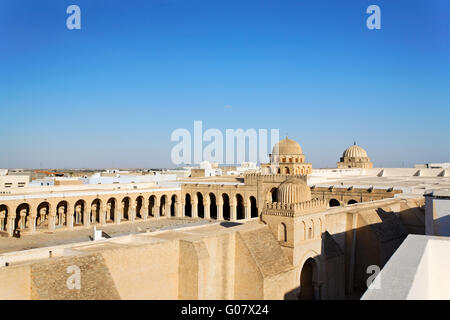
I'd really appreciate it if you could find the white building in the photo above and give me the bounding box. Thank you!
[425,189,450,237]
[81,172,178,185]
[362,234,450,300]
[226,162,260,176]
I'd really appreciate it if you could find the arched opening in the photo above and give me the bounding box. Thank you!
[267,188,278,203]
[185,194,192,217]
[74,200,85,226]
[209,193,217,219]
[122,197,130,220]
[222,194,230,221]
[106,198,116,222]
[348,199,358,205]
[197,193,204,218]
[329,199,340,207]
[0,204,8,232]
[236,194,245,220]
[16,203,30,231]
[299,258,317,300]
[285,167,290,174]
[56,201,68,227]
[36,202,50,230]
[170,195,177,217]
[302,221,306,240]
[160,195,167,217]
[149,195,156,217]
[136,196,144,219]
[91,199,101,224]
[278,223,287,242]
[277,168,281,174]
[250,196,258,218]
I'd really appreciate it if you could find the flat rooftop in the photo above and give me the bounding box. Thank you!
[0,217,215,254]
[362,234,450,300]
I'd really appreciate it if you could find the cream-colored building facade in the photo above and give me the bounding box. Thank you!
[0,138,432,299]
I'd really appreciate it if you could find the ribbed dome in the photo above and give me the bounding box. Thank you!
[343,145,368,158]
[277,178,311,204]
[272,137,303,155]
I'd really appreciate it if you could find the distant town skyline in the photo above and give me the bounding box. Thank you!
[1,0,449,169]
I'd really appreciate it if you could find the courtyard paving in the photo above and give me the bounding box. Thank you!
[0,217,215,254]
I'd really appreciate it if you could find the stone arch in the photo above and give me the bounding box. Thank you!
[91,199,102,224]
[136,196,144,219]
[209,193,217,219]
[299,257,318,300]
[170,194,177,217]
[36,202,50,230]
[348,199,358,205]
[0,204,9,232]
[56,200,69,227]
[15,203,30,232]
[278,223,287,242]
[329,198,340,207]
[106,197,117,222]
[74,200,85,226]
[250,196,258,218]
[302,221,306,240]
[222,193,230,221]
[185,193,192,217]
[236,194,245,220]
[160,195,168,217]
[122,197,131,220]
[149,195,156,217]
[285,167,290,174]
[196,192,204,218]
[267,187,278,203]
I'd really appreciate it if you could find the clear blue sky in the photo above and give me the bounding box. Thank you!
[0,0,449,168]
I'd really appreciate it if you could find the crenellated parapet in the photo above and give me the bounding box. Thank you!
[263,199,327,217]
[244,173,307,185]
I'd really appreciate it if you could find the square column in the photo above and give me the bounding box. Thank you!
[204,202,210,219]
[6,218,15,237]
[67,209,74,230]
[100,210,107,225]
[230,205,237,221]
[153,205,160,218]
[116,205,122,224]
[178,203,185,217]
[217,204,223,220]
[191,201,198,218]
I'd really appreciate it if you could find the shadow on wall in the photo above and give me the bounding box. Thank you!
[283,202,425,300]
[432,214,450,237]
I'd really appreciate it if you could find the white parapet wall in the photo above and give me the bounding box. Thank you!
[362,234,450,300]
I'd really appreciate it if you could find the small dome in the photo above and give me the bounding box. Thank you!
[272,137,303,155]
[277,177,311,204]
[343,144,368,158]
